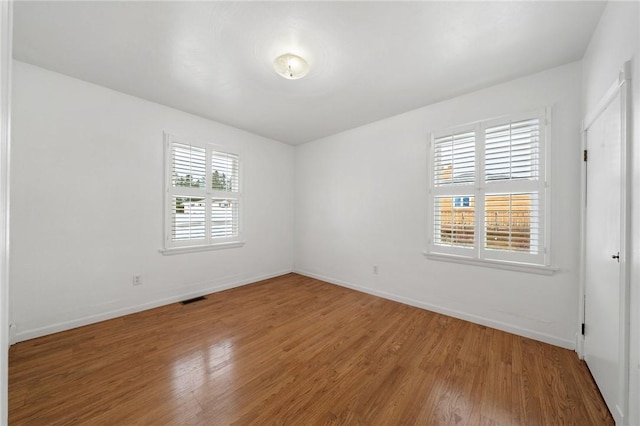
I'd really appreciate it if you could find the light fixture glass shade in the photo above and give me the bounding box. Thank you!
[273,53,309,80]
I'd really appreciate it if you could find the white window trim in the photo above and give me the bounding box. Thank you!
[422,252,557,275]
[159,241,244,256]
[161,132,244,255]
[426,108,554,274]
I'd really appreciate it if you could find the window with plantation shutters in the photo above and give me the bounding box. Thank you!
[427,109,550,270]
[163,133,243,253]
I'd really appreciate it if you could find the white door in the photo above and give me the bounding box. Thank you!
[584,92,623,423]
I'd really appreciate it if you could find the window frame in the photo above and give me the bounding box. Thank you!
[426,109,553,273]
[161,132,244,255]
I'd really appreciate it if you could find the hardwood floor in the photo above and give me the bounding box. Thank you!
[9,273,612,425]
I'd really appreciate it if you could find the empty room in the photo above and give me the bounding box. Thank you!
[0,0,639,424]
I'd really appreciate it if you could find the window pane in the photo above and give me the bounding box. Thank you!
[434,131,475,186]
[485,118,539,182]
[212,151,239,192]
[211,198,239,239]
[434,196,475,247]
[172,143,206,188]
[485,192,539,253]
[171,196,206,241]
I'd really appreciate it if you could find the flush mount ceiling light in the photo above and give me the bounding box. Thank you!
[273,53,309,80]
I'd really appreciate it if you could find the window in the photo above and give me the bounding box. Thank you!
[163,133,242,253]
[427,110,549,268]
[453,197,470,208]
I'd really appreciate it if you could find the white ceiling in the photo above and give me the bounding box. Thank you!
[13,1,606,145]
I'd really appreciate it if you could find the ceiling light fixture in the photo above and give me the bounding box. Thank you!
[273,53,309,80]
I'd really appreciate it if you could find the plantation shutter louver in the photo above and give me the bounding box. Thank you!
[172,143,206,188]
[210,150,240,240]
[171,196,206,241]
[483,117,541,256]
[485,118,539,182]
[432,129,476,251]
[433,196,475,247]
[170,142,207,244]
[211,198,239,238]
[485,193,539,253]
[211,151,239,192]
[433,131,475,186]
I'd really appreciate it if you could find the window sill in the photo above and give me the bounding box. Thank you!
[160,241,245,256]
[423,251,557,275]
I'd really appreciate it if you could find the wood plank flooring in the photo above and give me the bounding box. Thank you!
[9,273,613,425]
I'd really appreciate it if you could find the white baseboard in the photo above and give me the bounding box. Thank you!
[575,332,585,359]
[295,269,575,350]
[15,269,293,342]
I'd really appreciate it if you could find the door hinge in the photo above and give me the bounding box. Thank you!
[581,323,585,336]
[583,149,588,162]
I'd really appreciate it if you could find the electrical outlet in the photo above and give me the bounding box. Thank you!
[373,265,379,275]
[132,274,142,286]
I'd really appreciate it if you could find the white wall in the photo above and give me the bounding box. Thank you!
[10,61,295,341]
[582,2,640,424]
[0,1,11,423]
[295,62,583,349]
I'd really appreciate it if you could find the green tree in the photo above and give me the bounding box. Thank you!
[212,170,221,190]
[212,170,232,191]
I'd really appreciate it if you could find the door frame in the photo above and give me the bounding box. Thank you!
[578,61,631,424]
[0,0,11,423]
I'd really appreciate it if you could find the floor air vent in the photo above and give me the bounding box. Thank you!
[180,296,207,305]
